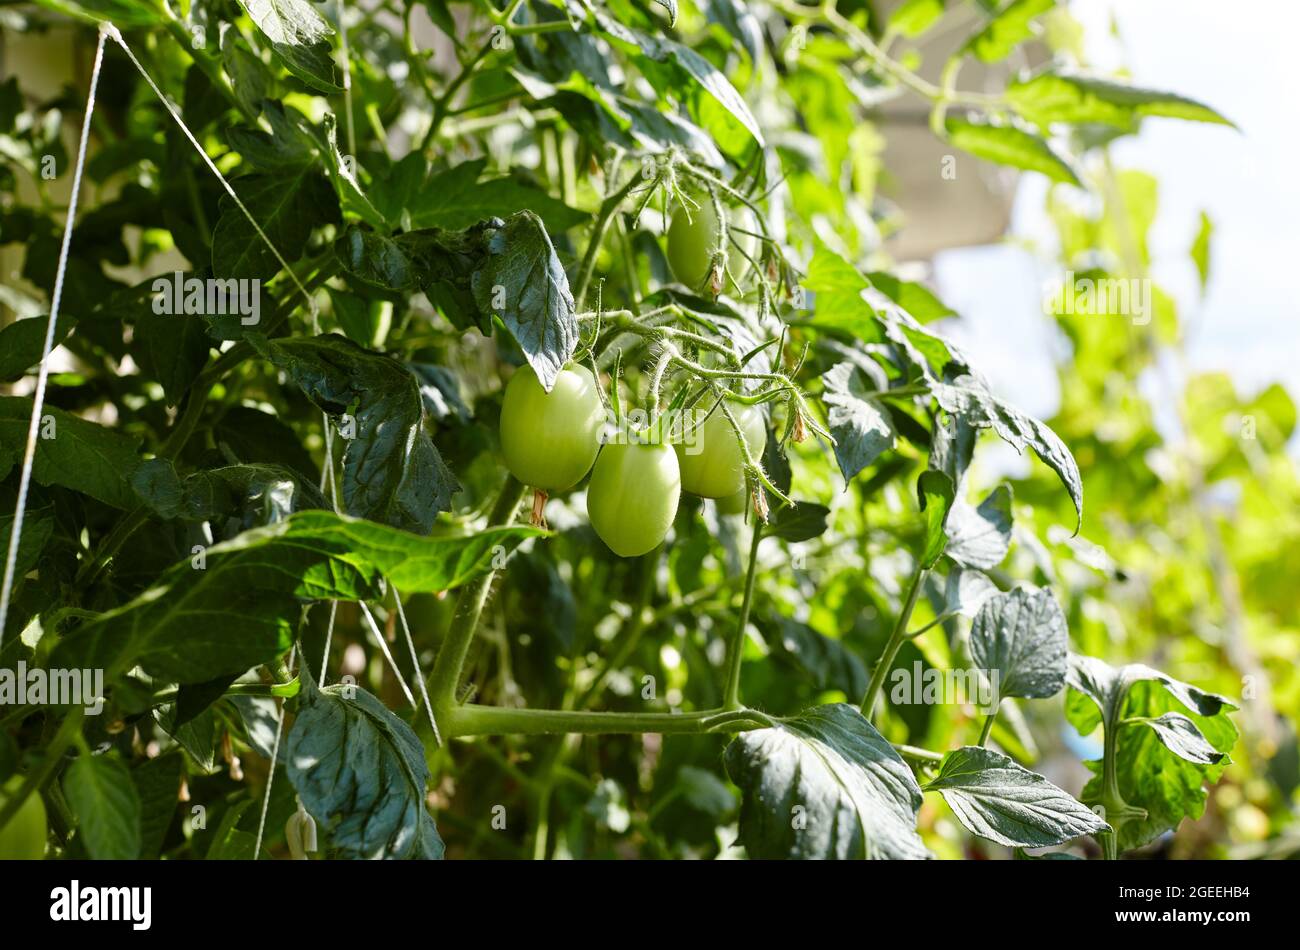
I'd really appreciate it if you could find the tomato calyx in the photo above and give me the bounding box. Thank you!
[530,489,549,528]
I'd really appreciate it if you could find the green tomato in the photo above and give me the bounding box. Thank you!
[500,363,605,492]
[587,441,681,557]
[676,404,766,499]
[666,200,760,290]
[0,775,47,860]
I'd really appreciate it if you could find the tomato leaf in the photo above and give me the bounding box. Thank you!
[131,459,330,531]
[286,667,445,859]
[234,0,344,95]
[471,211,578,392]
[768,502,830,542]
[765,616,869,700]
[370,156,588,235]
[724,703,929,859]
[926,746,1110,847]
[927,375,1083,533]
[0,312,75,381]
[821,361,896,485]
[964,0,1055,63]
[944,483,1013,570]
[1134,712,1228,766]
[945,115,1083,186]
[888,0,945,38]
[211,171,340,281]
[970,586,1068,700]
[0,397,141,510]
[1066,655,1237,851]
[248,333,459,532]
[63,755,142,860]
[1007,70,1235,130]
[51,510,545,683]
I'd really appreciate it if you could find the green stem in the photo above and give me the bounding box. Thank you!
[0,706,84,835]
[422,35,497,149]
[895,743,945,765]
[723,519,763,710]
[446,703,771,737]
[427,476,528,713]
[977,705,998,746]
[860,559,927,720]
[575,171,647,308]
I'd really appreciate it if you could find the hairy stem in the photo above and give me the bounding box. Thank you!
[427,476,528,712]
[723,518,763,710]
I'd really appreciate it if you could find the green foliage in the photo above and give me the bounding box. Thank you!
[0,0,1286,863]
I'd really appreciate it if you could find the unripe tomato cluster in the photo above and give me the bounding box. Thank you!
[498,364,764,557]
[0,775,47,860]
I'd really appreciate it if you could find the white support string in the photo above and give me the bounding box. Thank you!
[0,26,109,652]
[105,25,319,320]
[358,601,416,708]
[393,592,442,745]
[253,644,297,859]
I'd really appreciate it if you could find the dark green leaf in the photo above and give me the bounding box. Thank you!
[926,745,1109,847]
[471,212,578,392]
[286,668,444,859]
[723,703,928,859]
[249,333,459,532]
[63,755,142,860]
[766,616,869,699]
[768,502,830,542]
[131,754,180,859]
[0,397,141,509]
[154,705,218,772]
[372,156,588,235]
[928,375,1082,532]
[235,0,344,94]
[52,509,544,683]
[133,307,211,407]
[0,313,75,381]
[211,171,339,281]
[132,458,329,530]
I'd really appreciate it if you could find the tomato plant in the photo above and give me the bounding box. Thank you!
[0,0,1292,867]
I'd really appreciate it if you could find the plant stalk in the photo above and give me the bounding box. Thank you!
[427,476,528,712]
[861,559,927,720]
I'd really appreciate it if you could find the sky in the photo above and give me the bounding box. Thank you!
[930,0,1300,446]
